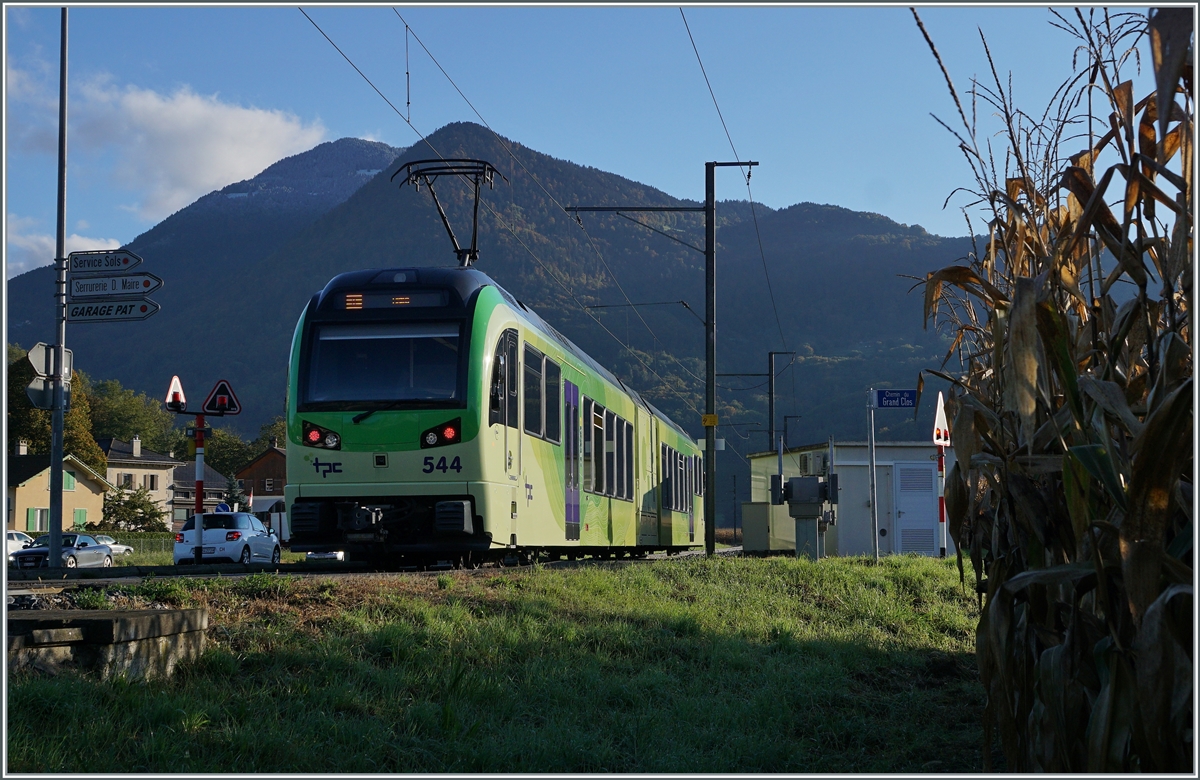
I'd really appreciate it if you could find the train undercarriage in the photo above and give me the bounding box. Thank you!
[288,496,691,569]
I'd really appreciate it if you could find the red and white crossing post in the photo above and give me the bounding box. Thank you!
[164,376,241,564]
[933,392,950,558]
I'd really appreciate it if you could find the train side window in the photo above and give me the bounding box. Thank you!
[523,344,544,437]
[489,329,516,427]
[582,398,594,491]
[661,443,671,511]
[505,332,519,429]
[686,456,693,512]
[675,451,683,512]
[593,404,607,495]
[604,410,616,497]
[544,360,561,443]
[615,419,625,500]
[628,422,638,501]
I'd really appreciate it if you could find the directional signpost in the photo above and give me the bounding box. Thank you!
[867,387,919,561]
[66,249,161,324]
[69,272,162,299]
[67,299,161,323]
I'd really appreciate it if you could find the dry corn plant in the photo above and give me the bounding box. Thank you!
[911,7,1192,772]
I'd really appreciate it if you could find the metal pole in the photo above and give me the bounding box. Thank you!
[767,352,776,450]
[193,414,205,564]
[704,162,716,557]
[868,389,879,562]
[49,7,68,567]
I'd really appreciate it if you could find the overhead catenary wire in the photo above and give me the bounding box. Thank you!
[393,9,706,389]
[299,7,704,417]
[679,6,799,435]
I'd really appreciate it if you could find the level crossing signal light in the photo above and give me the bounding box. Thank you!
[165,376,187,413]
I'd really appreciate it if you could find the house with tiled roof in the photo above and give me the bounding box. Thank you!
[236,437,287,514]
[96,436,183,516]
[7,444,115,534]
[170,460,230,531]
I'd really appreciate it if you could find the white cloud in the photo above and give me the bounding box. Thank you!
[5,214,122,279]
[74,81,327,221]
[6,61,59,153]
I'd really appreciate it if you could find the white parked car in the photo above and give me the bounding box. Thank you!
[174,512,281,565]
[7,530,34,557]
[93,535,134,557]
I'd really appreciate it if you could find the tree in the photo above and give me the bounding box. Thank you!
[7,346,50,454]
[200,426,256,479]
[80,373,182,455]
[221,474,249,510]
[98,486,169,532]
[252,415,288,452]
[7,347,107,475]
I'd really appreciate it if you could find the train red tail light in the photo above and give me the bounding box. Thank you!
[302,421,341,450]
[420,418,462,448]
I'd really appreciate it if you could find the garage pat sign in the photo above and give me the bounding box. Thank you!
[68,299,161,323]
[66,249,162,324]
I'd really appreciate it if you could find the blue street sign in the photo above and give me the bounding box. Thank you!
[874,389,918,409]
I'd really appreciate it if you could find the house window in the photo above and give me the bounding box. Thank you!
[72,508,87,529]
[142,474,158,491]
[63,470,77,491]
[27,508,48,533]
[237,479,245,489]
[122,473,134,489]
[265,479,274,492]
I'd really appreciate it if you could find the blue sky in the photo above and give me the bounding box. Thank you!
[5,4,1154,278]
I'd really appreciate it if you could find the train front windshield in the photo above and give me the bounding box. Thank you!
[303,321,461,405]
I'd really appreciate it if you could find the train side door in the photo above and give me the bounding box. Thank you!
[564,381,580,540]
[490,329,520,541]
[635,406,658,546]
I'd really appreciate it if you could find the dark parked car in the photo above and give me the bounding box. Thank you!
[9,534,114,569]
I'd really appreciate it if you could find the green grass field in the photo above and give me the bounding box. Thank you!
[7,554,985,772]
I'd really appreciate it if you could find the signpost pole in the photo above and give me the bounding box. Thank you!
[49,7,69,567]
[867,388,879,562]
[193,413,205,565]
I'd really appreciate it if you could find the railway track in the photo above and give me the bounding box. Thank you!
[7,546,743,597]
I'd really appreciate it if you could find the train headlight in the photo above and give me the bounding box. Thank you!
[302,421,341,450]
[420,418,462,448]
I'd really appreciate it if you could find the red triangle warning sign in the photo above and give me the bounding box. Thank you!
[202,379,241,416]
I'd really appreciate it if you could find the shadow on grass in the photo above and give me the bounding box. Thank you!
[8,621,982,772]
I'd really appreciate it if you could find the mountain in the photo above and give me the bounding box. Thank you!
[7,122,970,526]
[8,136,405,423]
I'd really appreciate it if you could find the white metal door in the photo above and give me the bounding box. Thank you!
[894,462,937,555]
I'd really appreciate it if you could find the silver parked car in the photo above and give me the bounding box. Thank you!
[174,512,281,565]
[7,530,34,558]
[9,534,114,569]
[93,534,134,557]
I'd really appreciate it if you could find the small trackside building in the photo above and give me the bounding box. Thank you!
[743,440,957,557]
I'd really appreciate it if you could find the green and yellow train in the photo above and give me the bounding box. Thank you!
[285,266,704,565]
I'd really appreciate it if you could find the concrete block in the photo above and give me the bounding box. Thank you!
[8,608,207,681]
